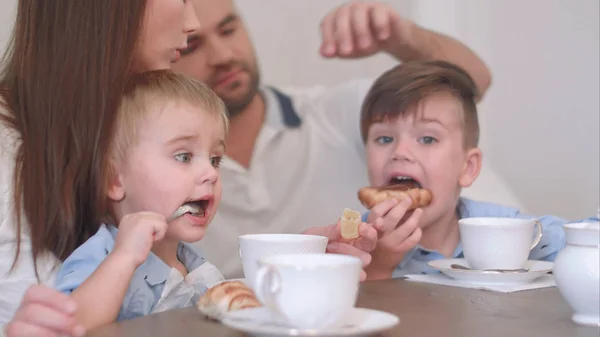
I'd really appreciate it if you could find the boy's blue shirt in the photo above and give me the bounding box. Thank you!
[54,224,207,321]
[361,197,599,278]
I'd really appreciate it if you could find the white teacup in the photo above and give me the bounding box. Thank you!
[458,217,543,270]
[254,253,362,330]
[238,234,328,288]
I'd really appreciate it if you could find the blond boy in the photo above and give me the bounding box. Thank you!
[54,71,378,329]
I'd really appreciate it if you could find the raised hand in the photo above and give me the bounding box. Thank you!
[319,1,413,59]
[112,211,168,267]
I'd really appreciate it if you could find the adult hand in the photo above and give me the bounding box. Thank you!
[302,220,378,281]
[4,285,85,337]
[319,1,413,59]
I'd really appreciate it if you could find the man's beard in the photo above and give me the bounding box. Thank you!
[209,61,260,119]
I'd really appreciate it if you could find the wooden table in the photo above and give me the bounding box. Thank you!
[88,279,599,337]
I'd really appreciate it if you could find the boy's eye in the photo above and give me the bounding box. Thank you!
[174,153,192,163]
[419,136,437,145]
[211,156,222,168]
[374,136,394,145]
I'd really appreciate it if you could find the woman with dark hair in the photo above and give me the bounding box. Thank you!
[0,1,199,336]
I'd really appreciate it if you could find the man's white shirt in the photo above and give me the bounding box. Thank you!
[197,79,375,278]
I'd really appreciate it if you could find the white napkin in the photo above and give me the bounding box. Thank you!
[152,261,225,314]
[404,273,556,293]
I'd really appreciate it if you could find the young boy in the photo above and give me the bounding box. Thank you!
[358,61,598,280]
[54,70,377,330]
[54,70,230,328]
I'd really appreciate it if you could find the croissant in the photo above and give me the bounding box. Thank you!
[196,280,262,319]
[358,185,433,210]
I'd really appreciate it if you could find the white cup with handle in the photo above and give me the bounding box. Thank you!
[238,234,328,288]
[458,217,543,270]
[254,253,362,330]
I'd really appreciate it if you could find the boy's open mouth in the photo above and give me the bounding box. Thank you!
[170,200,210,221]
[388,176,422,189]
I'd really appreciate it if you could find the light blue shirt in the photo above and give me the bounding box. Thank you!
[362,197,599,278]
[55,224,207,321]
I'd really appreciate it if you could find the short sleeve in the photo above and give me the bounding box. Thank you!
[287,78,374,159]
[317,79,374,152]
[54,225,114,294]
[361,211,369,223]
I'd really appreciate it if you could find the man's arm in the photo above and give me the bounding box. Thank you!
[319,1,492,99]
[386,22,492,100]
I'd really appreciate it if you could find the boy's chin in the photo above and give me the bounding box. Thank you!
[170,221,209,243]
[176,229,206,243]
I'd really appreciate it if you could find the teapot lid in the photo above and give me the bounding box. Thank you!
[564,221,600,247]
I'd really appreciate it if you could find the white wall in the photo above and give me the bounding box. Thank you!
[236,0,407,87]
[0,0,16,53]
[448,0,600,220]
[1,0,597,219]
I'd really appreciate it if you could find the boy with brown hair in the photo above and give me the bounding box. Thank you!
[359,61,596,280]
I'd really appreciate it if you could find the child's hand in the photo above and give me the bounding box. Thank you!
[112,211,168,267]
[365,197,423,280]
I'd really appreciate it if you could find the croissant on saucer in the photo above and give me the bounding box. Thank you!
[358,184,433,210]
[196,280,262,319]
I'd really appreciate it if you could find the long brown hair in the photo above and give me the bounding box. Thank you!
[0,1,147,274]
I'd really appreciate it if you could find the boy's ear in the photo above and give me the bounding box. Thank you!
[107,160,125,202]
[459,147,482,188]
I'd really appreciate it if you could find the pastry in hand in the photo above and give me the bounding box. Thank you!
[340,208,361,240]
[358,182,432,210]
[196,280,262,319]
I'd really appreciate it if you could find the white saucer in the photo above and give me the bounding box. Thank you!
[427,258,554,285]
[221,307,399,337]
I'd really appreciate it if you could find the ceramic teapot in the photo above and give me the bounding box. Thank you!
[554,221,600,326]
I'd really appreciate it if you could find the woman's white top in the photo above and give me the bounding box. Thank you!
[0,107,59,326]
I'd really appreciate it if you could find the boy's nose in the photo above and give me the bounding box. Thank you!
[197,163,219,185]
[391,141,415,162]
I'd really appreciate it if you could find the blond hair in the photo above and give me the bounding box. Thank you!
[111,70,229,161]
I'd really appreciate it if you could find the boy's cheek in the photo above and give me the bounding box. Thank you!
[366,163,386,187]
[214,180,223,201]
[365,149,385,186]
